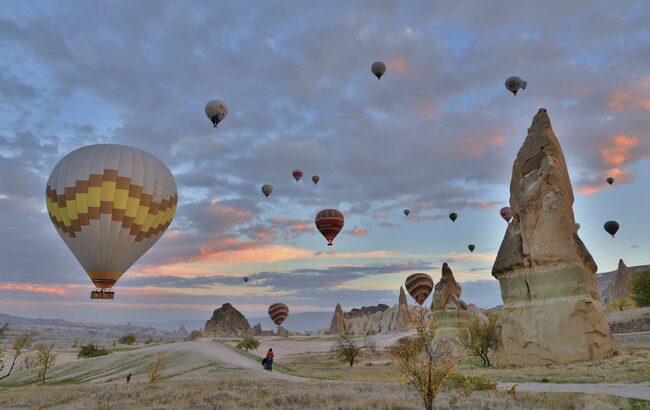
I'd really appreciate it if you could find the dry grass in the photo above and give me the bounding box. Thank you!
[0,374,635,410]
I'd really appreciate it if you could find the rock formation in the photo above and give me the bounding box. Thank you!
[177,325,188,335]
[431,263,468,311]
[396,286,410,331]
[492,108,614,365]
[328,303,347,334]
[252,323,263,336]
[204,303,252,337]
[607,259,634,302]
[325,290,412,335]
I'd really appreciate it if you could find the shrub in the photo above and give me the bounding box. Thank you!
[445,373,496,396]
[185,329,205,341]
[236,335,260,352]
[389,307,458,410]
[118,334,137,345]
[610,296,635,311]
[631,269,650,307]
[365,329,378,336]
[78,343,111,359]
[333,333,375,367]
[35,344,56,384]
[457,312,497,366]
[148,353,165,383]
[144,337,155,345]
[0,331,34,381]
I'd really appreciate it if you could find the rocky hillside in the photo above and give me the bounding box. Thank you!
[597,262,649,301]
[204,303,251,337]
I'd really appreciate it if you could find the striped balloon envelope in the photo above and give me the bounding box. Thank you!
[315,209,344,246]
[405,273,434,305]
[268,303,289,326]
[46,144,177,298]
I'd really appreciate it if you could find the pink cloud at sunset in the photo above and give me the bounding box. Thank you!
[390,57,411,73]
[349,227,369,236]
[579,135,638,196]
[461,134,508,159]
[0,283,71,296]
[608,90,650,111]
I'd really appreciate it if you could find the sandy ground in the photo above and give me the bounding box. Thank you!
[608,307,650,323]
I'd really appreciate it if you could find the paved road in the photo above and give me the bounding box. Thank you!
[497,382,650,401]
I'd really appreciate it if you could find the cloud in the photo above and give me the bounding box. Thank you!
[349,227,369,236]
[0,283,70,296]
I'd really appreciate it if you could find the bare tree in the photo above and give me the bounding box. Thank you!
[390,307,458,410]
[0,331,34,380]
[148,353,165,383]
[36,344,57,384]
[333,333,376,367]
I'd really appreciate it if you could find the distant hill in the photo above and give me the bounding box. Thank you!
[248,312,332,333]
[0,313,71,326]
[131,319,206,332]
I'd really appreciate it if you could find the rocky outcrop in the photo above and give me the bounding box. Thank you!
[328,303,347,334]
[396,287,410,331]
[345,304,390,319]
[492,108,614,365]
[431,263,468,311]
[177,325,188,335]
[252,323,263,336]
[204,303,251,337]
[606,259,634,302]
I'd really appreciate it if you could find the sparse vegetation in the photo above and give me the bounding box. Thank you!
[632,268,650,307]
[0,331,34,380]
[118,333,137,345]
[445,373,497,396]
[333,333,375,367]
[35,344,57,384]
[144,336,155,345]
[236,335,260,352]
[77,343,111,359]
[148,353,165,383]
[457,312,498,366]
[610,296,635,310]
[185,329,205,341]
[365,329,378,336]
[390,307,459,410]
[20,355,36,370]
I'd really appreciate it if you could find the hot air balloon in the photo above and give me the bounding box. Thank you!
[604,221,619,237]
[261,184,273,198]
[315,209,344,246]
[268,303,289,326]
[205,100,228,127]
[575,223,581,231]
[405,273,434,305]
[449,212,458,222]
[243,277,249,283]
[312,175,320,185]
[505,76,527,95]
[468,244,475,252]
[46,144,177,300]
[404,209,410,217]
[606,177,614,185]
[371,61,386,80]
[500,207,512,223]
[292,169,303,182]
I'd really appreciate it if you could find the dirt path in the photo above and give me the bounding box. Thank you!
[498,382,650,401]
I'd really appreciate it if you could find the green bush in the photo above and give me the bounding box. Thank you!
[631,269,650,307]
[445,373,496,396]
[365,329,378,336]
[78,343,111,359]
[145,337,155,345]
[236,335,260,352]
[118,334,137,345]
[457,313,498,367]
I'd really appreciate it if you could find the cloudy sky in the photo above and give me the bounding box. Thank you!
[0,1,648,324]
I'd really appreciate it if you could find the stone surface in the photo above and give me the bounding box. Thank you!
[345,304,390,319]
[492,108,614,366]
[606,259,634,303]
[396,286,410,331]
[328,303,347,334]
[204,303,251,337]
[431,263,468,311]
[252,323,263,336]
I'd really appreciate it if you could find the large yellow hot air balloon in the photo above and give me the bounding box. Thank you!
[46,144,177,299]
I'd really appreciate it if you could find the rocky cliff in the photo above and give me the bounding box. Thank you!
[605,259,634,303]
[492,108,613,365]
[204,303,251,337]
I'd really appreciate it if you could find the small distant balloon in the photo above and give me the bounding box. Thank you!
[604,221,619,238]
[312,175,320,185]
[261,184,273,198]
[505,76,527,95]
[243,277,249,283]
[404,209,410,217]
[292,169,303,182]
[449,212,458,222]
[606,177,614,185]
[575,223,581,232]
[205,100,228,127]
[500,207,512,223]
[468,244,475,252]
[371,61,386,80]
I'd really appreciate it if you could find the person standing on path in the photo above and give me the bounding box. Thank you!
[265,348,274,371]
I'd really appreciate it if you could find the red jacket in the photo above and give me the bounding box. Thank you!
[266,351,274,359]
